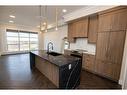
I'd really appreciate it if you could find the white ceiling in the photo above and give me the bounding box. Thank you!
[0,6,84,28]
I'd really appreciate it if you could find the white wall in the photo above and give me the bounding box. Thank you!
[124,68,127,89]
[119,31,127,89]
[43,25,68,53]
[0,23,44,54]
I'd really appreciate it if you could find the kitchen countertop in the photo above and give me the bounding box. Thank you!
[30,50,80,67]
[65,49,96,55]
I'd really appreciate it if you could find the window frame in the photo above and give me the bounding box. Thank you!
[6,29,38,52]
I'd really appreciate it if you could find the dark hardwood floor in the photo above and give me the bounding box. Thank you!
[0,53,121,89]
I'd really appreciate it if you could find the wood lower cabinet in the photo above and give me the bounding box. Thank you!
[95,59,122,81]
[95,31,126,81]
[95,59,113,79]
[88,15,98,43]
[82,53,95,72]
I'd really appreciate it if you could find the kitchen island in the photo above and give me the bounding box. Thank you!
[30,50,82,89]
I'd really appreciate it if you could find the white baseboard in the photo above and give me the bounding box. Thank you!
[1,51,29,55]
[1,50,39,55]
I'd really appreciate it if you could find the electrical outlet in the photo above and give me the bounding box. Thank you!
[69,64,71,70]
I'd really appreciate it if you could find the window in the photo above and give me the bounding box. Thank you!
[19,32,29,51]
[30,33,38,50]
[6,29,38,52]
[7,31,19,51]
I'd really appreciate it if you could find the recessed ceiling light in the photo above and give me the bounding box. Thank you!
[62,9,67,13]
[9,15,15,18]
[43,22,46,25]
[55,27,58,31]
[9,20,14,23]
[37,25,40,28]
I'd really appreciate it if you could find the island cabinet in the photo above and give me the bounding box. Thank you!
[88,14,98,43]
[30,50,82,89]
[35,56,59,87]
[82,53,95,72]
[98,6,127,32]
[95,31,126,81]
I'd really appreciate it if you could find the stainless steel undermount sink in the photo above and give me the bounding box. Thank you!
[47,52,62,56]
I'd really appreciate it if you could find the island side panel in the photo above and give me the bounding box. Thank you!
[35,56,59,87]
[30,52,35,69]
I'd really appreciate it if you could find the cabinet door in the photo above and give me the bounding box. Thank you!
[112,63,121,81]
[74,17,88,37]
[82,54,95,72]
[110,8,127,31]
[96,32,110,61]
[95,59,105,75]
[88,15,98,43]
[107,31,126,64]
[99,8,127,32]
[68,23,75,43]
[98,13,112,32]
[95,59,122,81]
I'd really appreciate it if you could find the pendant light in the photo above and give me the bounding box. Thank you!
[55,7,58,31]
[39,5,48,33]
[39,5,43,33]
[44,6,48,32]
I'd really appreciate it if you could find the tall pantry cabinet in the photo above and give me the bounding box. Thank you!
[95,7,127,81]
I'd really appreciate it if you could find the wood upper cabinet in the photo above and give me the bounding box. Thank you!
[98,13,112,32]
[88,15,98,43]
[67,17,88,42]
[110,8,127,31]
[82,53,95,72]
[99,7,127,32]
[68,23,75,43]
[74,17,88,38]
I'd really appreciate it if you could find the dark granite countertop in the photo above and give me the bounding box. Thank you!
[30,50,80,67]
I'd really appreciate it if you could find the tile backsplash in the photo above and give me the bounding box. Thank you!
[70,38,96,53]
